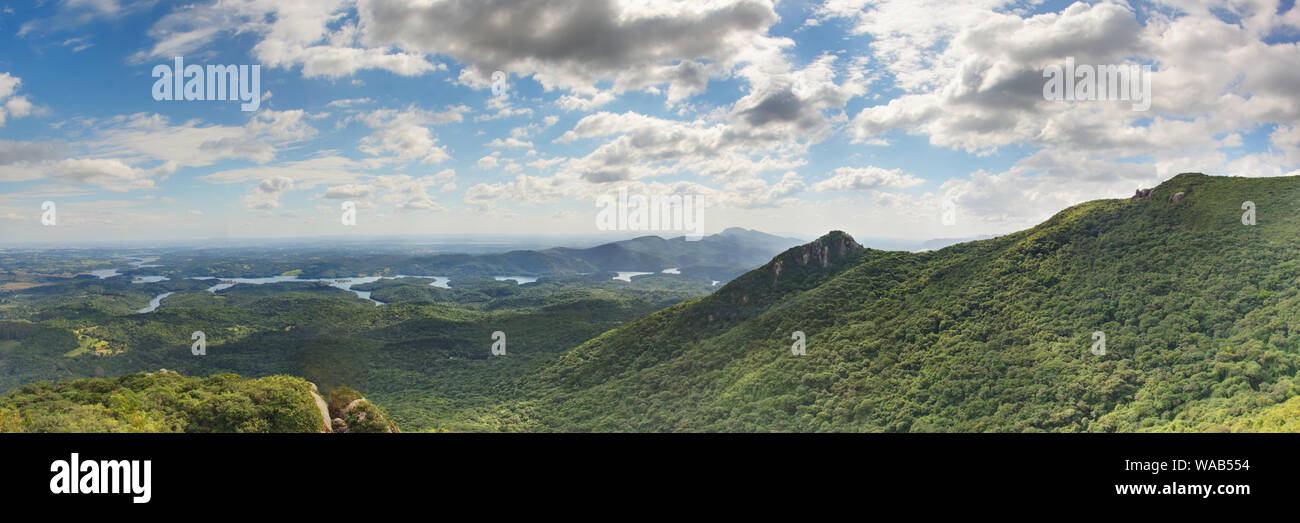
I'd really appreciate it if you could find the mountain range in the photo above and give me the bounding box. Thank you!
[470,173,1300,432]
[5,173,1300,433]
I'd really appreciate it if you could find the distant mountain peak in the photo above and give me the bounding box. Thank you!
[789,230,862,264]
[769,230,863,284]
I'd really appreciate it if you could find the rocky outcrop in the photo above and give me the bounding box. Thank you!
[1171,191,1186,203]
[1131,188,1152,200]
[326,385,400,433]
[771,231,862,284]
[307,382,333,433]
[703,231,866,324]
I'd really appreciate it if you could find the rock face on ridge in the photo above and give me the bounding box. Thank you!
[771,231,863,283]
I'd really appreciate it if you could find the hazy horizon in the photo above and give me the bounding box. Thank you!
[2,1,1296,245]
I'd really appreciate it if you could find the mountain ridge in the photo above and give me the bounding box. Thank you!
[501,173,1300,432]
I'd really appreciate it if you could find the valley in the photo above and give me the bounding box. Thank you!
[0,228,800,431]
[6,174,1300,432]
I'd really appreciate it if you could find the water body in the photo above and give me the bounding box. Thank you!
[92,256,164,280]
[613,271,654,282]
[494,275,539,284]
[131,276,170,284]
[193,276,298,292]
[190,274,453,306]
[395,275,452,289]
[124,256,162,268]
[318,277,385,305]
[711,280,720,286]
[138,292,174,313]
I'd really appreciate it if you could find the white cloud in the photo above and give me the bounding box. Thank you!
[323,184,375,200]
[326,97,373,108]
[201,155,373,189]
[464,174,569,209]
[486,137,533,148]
[374,171,453,212]
[52,158,172,192]
[0,73,36,127]
[813,167,924,192]
[135,0,440,78]
[0,141,65,182]
[1271,124,1300,165]
[359,0,788,102]
[242,175,294,210]
[355,105,464,164]
[557,91,618,112]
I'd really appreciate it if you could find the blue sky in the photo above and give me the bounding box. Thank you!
[0,0,1297,244]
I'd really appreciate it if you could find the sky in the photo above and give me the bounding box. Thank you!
[0,0,1297,245]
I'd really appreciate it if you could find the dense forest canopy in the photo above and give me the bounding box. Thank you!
[498,173,1300,432]
[4,174,1300,432]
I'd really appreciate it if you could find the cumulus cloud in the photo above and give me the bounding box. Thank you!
[134,0,792,107]
[134,0,440,78]
[52,158,174,192]
[811,0,1300,233]
[0,73,36,127]
[83,110,316,169]
[358,0,786,99]
[242,175,294,210]
[374,170,454,212]
[356,105,464,164]
[0,141,65,182]
[464,174,570,209]
[323,184,375,200]
[813,167,924,192]
[1272,125,1300,165]
[15,0,1300,239]
[542,50,866,193]
[937,149,1164,230]
[120,0,872,223]
[718,171,807,209]
[9,109,321,196]
[200,155,374,189]
[487,137,533,148]
[554,110,813,186]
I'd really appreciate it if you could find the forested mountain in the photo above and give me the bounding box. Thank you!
[0,229,799,432]
[484,173,1300,432]
[546,228,806,274]
[385,227,801,280]
[6,173,1300,433]
[0,229,802,282]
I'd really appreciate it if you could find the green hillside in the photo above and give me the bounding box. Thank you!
[492,173,1300,432]
[6,173,1298,433]
[0,371,330,433]
[0,228,789,432]
[0,271,714,432]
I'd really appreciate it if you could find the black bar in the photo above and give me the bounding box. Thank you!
[3,434,1292,512]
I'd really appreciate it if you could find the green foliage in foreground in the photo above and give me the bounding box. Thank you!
[7,174,1300,433]
[470,173,1300,432]
[0,372,326,433]
[1229,395,1300,432]
[326,385,399,433]
[0,272,713,432]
